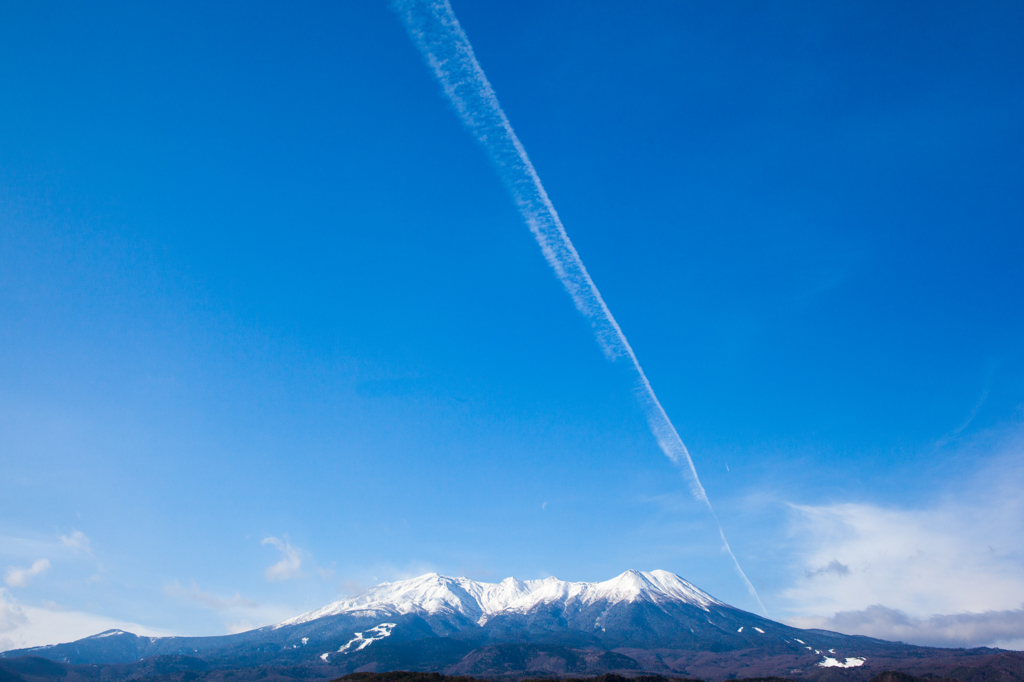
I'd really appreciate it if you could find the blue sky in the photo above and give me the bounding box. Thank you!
[2,0,1023,650]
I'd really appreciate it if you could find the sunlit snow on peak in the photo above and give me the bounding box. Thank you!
[276,570,723,628]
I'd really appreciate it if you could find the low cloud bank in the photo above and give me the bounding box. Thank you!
[782,427,1024,649]
[0,588,169,653]
[791,604,1024,650]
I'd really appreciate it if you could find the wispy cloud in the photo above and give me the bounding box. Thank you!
[261,537,302,582]
[1,530,97,570]
[936,360,1000,448]
[162,580,298,635]
[163,580,259,610]
[4,559,50,588]
[393,0,764,614]
[58,531,93,558]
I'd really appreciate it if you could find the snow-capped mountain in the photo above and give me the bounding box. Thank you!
[278,569,722,628]
[5,569,987,681]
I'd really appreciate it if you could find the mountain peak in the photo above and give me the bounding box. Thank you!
[276,570,721,629]
[85,630,134,639]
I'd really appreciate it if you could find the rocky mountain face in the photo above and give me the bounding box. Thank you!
[2,570,1021,681]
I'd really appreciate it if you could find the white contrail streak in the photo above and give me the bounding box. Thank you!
[393,0,766,615]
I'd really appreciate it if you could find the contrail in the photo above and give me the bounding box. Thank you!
[393,0,766,615]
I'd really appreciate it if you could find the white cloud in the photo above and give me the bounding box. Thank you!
[782,500,1024,617]
[262,537,302,582]
[4,559,51,588]
[0,589,171,653]
[58,531,93,557]
[780,429,1024,648]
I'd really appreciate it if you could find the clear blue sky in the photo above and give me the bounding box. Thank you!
[2,1,1023,649]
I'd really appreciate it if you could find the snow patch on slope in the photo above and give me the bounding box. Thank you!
[337,623,396,654]
[818,657,866,668]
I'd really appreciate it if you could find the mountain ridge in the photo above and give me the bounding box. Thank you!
[279,570,723,629]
